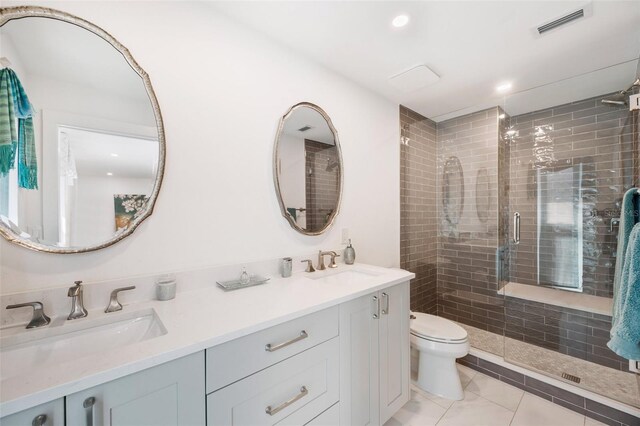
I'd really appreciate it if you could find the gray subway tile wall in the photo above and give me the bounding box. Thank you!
[507,94,636,297]
[400,106,438,314]
[436,107,504,335]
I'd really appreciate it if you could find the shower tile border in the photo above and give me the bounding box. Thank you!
[459,354,640,426]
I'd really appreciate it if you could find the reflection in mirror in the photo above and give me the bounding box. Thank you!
[442,156,464,228]
[274,103,342,235]
[0,8,164,253]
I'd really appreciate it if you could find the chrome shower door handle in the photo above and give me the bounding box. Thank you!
[513,212,521,245]
[381,292,389,315]
[83,396,96,426]
[372,295,380,319]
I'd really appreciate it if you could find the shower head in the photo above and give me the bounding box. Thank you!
[602,90,629,106]
[601,97,627,106]
[601,78,640,106]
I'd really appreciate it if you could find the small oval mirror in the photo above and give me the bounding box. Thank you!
[442,156,464,225]
[273,103,342,235]
[475,168,490,223]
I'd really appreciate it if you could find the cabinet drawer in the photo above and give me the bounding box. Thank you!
[207,337,339,426]
[206,306,338,392]
[305,403,339,426]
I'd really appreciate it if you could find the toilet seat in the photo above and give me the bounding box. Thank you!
[410,312,468,344]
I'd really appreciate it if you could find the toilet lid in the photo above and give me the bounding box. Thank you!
[410,312,468,342]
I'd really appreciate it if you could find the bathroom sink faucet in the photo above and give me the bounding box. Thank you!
[318,251,340,270]
[67,280,88,320]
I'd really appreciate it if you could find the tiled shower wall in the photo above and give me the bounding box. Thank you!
[507,94,636,297]
[436,107,505,334]
[400,106,438,314]
[399,95,638,374]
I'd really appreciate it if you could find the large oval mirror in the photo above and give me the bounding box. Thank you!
[0,7,165,253]
[442,156,464,225]
[274,103,342,235]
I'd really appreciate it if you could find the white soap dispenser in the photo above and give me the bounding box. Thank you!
[344,239,356,265]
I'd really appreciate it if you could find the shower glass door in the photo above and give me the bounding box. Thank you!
[499,60,640,407]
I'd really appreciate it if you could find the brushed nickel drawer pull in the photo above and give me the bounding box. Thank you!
[265,386,308,416]
[265,330,308,352]
[381,292,389,315]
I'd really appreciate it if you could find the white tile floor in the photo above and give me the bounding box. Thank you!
[385,364,607,426]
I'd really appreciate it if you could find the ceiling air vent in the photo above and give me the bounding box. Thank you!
[538,9,585,34]
[298,125,312,132]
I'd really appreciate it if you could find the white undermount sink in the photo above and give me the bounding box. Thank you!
[0,308,166,381]
[305,267,381,284]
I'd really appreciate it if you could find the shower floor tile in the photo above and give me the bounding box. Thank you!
[387,365,601,426]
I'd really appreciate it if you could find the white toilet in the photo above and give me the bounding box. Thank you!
[410,312,470,400]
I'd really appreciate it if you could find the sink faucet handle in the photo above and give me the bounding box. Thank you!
[68,280,83,297]
[301,259,315,273]
[329,252,340,268]
[105,286,136,313]
[6,301,51,329]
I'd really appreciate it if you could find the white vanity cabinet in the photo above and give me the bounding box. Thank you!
[0,399,64,426]
[1,271,413,426]
[339,281,410,426]
[65,352,205,426]
[206,307,341,426]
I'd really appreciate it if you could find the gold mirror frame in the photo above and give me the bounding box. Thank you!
[273,102,343,236]
[0,6,166,253]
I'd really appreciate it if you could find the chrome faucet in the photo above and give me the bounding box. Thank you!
[67,280,88,320]
[318,250,340,270]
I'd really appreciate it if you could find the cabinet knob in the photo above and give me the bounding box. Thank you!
[32,414,47,426]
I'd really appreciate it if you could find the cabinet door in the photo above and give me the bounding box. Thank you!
[66,352,205,426]
[339,293,379,426]
[1,399,64,426]
[379,282,410,424]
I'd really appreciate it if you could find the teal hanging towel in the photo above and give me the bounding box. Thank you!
[0,68,37,189]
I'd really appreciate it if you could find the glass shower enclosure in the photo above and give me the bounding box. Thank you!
[499,58,639,407]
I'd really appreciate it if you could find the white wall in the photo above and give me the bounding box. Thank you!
[0,1,400,294]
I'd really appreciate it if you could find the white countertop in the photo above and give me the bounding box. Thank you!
[0,264,414,416]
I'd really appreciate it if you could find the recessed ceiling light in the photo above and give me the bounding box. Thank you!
[110,153,118,157]
[392,15,410,28]
[496,82,513,93]
[107,172,113,176]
